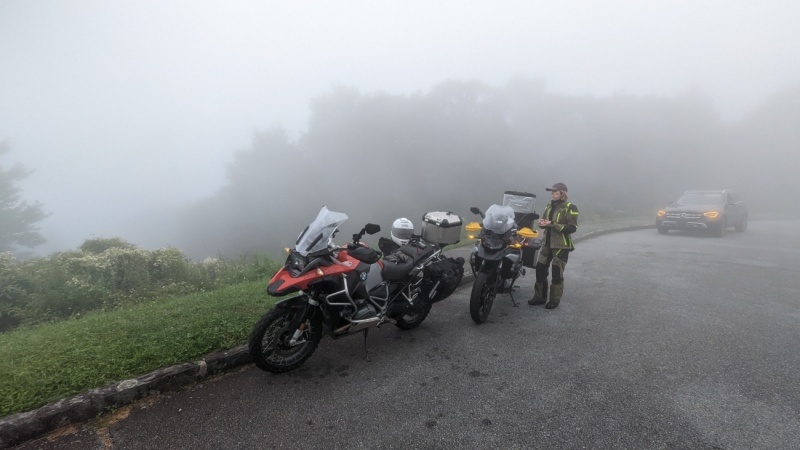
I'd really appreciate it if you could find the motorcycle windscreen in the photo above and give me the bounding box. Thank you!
[295,206,349,256]
[482,204,516,234]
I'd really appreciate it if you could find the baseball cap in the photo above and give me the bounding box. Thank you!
[545,182,568,192]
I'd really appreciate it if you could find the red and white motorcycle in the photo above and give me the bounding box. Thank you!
[248,207,463,373]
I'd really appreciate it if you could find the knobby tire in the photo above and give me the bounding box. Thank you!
[248,307,323,373]
[470,271,497,324]
[395,294,434,330]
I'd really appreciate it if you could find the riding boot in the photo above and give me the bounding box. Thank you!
[545,282,563,310]
[528,282,547,306]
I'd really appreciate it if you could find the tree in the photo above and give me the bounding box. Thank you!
[0,141,47,253]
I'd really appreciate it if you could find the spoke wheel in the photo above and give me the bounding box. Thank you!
[248,307,322,373]
[394,295,433,330]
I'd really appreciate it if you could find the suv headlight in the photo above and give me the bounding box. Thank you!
[704,211,719,219]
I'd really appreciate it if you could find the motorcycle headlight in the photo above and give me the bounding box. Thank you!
[287,251,308,276]
[482,236,505,251]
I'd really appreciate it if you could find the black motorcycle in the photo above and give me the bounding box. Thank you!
[466,192,540,324]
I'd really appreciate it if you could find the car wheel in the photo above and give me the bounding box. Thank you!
[657,226,668,234]
[735,215,748,232]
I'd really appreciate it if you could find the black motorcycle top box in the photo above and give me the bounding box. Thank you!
[422,211,462,245]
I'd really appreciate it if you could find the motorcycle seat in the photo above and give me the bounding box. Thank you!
[380,241,436,281]
[398,241,435,262]
[381,256,414,281]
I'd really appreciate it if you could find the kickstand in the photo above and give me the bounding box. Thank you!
[363,329,371,362]
[509,289,519,307]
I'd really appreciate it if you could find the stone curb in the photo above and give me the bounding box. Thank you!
[1,222,652,448]
[0,345,251,448]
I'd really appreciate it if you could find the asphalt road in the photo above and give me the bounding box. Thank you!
[17,220,800,449]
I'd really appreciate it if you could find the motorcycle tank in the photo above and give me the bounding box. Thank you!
[364,262,383,291]
[295,206,348,256]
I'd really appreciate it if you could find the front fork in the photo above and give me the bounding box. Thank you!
[473,252,521,304]
[469,247,481,275]
[288,323,307,346]
[284,298,319,346]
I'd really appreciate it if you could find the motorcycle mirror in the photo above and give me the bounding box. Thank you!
[364,223,381,235]
[470,207,481,215]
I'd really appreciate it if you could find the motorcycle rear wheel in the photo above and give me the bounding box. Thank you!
[248,307,323,373]
[470,271,498,324]
[394,296,433,330]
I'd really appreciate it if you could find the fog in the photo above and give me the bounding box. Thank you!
[1,1,799,259]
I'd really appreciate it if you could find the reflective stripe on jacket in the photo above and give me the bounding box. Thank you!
[541,200,579,251]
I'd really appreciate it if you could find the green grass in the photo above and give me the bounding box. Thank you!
[0,280,277,418]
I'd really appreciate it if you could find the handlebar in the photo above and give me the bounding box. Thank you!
[349,223,382,248]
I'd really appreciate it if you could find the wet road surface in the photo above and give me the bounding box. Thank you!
[17,220,800,449]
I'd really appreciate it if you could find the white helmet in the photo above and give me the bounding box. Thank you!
[391,218,414,246]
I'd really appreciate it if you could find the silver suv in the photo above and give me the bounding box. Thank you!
[656,189,748,237]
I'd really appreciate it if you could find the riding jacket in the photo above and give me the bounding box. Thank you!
[541,200,579,251]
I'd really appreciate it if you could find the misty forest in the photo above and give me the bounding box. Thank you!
[177,79,799,258]
[2,78,799,331]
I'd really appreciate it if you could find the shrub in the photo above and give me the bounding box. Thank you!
[79,237,134,254]
[0,241,281,332]
[101,247,151,293]
[0,252,26,332]
[149,247,189,284]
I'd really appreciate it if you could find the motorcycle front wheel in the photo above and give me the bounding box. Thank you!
[470,271,498,324]
[248,307,323,373]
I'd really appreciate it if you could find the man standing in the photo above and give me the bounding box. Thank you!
[528,183,579,310]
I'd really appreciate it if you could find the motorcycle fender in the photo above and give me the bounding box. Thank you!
[272,295,318,337]
[471,251,501,274]
[475,246,504,261]
[479,259,500,273]
[273,295,309,310]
